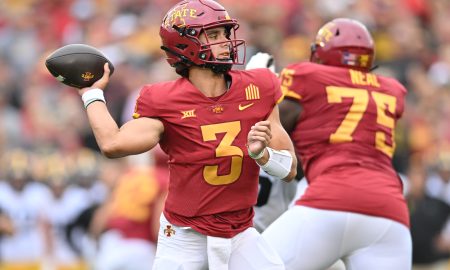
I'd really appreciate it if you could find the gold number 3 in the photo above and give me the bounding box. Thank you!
[326,86,397,157]
[201,121,243,185]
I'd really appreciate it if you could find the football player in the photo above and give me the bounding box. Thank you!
[74,0,297,269]
[0,149,53,270]
[253,18,411,270]
[93,154,168,270]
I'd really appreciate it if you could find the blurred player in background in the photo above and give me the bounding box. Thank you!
[410,149,450,270]
[91,154,168,270]
[61,148,109,268]
[251,18,411,270]
[40,151,90,270]
[0,148,52,270]
[73,0,297,269]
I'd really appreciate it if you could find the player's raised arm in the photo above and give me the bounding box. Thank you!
[79,64,163,158]
[45,43,164,158]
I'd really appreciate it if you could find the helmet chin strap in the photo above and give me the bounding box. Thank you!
[204,52,232,73]
[204,49,235,74]
[204,62,232,74]
[160,46,195,66]
[309,43,319,63]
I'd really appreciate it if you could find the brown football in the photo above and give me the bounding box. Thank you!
[45,44,114,89]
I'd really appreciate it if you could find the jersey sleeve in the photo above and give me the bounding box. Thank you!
[280,65,302,102]
[268,69,284,104]
[132,85,160,119]
[280,62,321,103]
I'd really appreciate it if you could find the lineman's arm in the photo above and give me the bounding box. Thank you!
[80,64,164,158]
[278,98,302,134]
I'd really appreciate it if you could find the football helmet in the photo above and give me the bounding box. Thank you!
[310,18,375,71]
[159,0,245,76]
[1,148,32,191]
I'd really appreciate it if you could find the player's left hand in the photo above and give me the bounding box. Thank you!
[245,52,276,74]
[247,121,272,156]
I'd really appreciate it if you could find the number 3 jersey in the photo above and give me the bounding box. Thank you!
[133,68,282,237]
[281,62,409,227]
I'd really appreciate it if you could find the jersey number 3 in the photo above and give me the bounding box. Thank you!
[201,121,243,185]
[326,86,397,157]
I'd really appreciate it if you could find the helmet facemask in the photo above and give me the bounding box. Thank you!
[200,25,244,74]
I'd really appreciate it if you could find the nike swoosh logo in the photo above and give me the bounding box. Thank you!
[239,103,254,111]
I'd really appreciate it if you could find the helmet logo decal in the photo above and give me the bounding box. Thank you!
[221,13,231,20]
[163,4,197,29]
[359,54,370,67]
[315,23,335,47]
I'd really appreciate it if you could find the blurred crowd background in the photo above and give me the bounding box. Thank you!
[0,0,449,269]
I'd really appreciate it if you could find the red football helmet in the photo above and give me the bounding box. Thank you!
[159,0,245,76]
[310,18,375,71]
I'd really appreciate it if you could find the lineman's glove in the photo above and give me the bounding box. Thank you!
[245,52,276,74]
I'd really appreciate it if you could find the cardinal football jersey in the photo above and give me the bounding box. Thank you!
[107,167,168,243]
[133,68,282,237]
[280,62,409,227]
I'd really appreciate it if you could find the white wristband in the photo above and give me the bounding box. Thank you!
[81,88,105,109]
[259,147,292,179]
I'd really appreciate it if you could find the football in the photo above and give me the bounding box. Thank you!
[45,44,115,89]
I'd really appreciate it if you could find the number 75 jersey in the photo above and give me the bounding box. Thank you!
[133,69,282,219]
[281,62,409,227]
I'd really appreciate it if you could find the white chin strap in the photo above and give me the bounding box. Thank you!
[259,147,292,179]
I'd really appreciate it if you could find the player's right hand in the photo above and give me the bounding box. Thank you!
[80,63,110,95]
[245,52,276,74]
[247,120,272,156]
